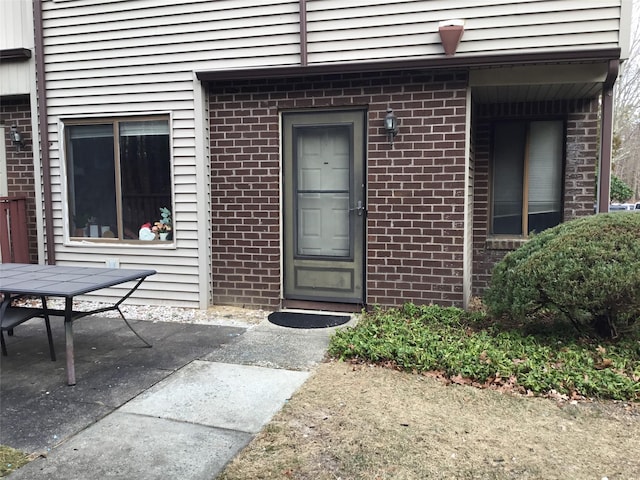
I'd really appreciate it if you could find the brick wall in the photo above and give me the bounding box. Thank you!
[471,98,600,296]
[208,70,469,309]
[1,96,38,264]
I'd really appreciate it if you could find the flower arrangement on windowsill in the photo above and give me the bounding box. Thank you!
[138,207,172,241]
[152,221,171,234]
[152,207,172,240]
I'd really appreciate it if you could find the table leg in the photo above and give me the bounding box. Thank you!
[114,278,152,348]
[64,297,76,386]
[117,307,152,348]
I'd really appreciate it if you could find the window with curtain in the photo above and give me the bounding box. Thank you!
[491,120,564,235]
[65,117,172,241]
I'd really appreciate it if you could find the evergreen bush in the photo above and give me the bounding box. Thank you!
[484,213,640,339]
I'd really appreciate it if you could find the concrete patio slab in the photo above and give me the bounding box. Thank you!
[1,312,341,479]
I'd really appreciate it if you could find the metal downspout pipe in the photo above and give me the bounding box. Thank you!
[33,0,55,263]
[299,0,308,66]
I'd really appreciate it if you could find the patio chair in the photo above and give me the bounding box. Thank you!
[0,296,56,361]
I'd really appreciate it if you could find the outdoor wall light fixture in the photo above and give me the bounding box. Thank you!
[10,125,25,150]
[384,107,399,147]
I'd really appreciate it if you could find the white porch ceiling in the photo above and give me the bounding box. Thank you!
[470,62,608,103]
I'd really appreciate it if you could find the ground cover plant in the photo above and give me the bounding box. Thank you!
[329,303,640,401]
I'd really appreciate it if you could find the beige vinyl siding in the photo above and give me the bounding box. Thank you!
[41,0,300,307]
[0,65,32,97]
[0,0,34,96]
[1,0,33,50]
[306,0,624,63]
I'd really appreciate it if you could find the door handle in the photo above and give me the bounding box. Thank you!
[349,200,365,216]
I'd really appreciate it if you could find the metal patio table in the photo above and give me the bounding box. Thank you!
[0,263,156,385]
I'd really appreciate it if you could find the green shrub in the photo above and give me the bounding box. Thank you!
[484,213,640,339]
[610,174,634,203]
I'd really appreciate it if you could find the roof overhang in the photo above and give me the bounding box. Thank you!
[196,48,621,83]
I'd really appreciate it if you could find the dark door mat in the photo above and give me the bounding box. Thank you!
[268,311,350,329]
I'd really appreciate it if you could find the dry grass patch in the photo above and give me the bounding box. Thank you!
[218,360,640,480]
[0,446,31,477]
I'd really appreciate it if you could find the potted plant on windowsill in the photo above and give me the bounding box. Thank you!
[152,207,172,241]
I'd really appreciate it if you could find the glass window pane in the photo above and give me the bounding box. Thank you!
[67,124,117,237]
[492,122,525,234]
[296,126,350,192]
[120,121,171,239]
[527,121,563,233]
[297,193,350,257]
[295,125,351,257]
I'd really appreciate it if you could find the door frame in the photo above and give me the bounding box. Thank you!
[281,108,367,305]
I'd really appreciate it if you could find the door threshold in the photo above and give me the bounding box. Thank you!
[281,299,364,314]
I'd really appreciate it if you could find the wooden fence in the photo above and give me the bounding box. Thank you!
[0,196,29,263]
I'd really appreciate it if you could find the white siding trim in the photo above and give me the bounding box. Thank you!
[619,0,633,60]
[193,74,211,309]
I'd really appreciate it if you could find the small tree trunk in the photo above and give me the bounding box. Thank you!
[592,314,617,339]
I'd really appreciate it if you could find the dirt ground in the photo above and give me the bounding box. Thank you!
[218,360,640,480]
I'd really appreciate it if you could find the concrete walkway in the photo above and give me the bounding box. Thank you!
[1,312,351,479]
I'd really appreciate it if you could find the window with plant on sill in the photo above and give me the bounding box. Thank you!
[65,117,172,241]
[491,119,564,236]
